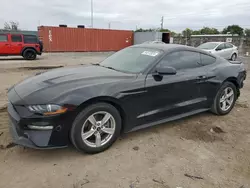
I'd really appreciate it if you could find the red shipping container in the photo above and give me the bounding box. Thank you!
[38,26,133,52]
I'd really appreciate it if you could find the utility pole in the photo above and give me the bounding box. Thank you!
[108,22,111,29]
[160,16,164,30]
[185,29,188,46]
[91,0,94,28]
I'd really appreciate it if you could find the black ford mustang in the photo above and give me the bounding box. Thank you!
[8,44,246,153]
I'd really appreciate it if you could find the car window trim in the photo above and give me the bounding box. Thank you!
[225,43,233,48]
[10,34,23,43]
[146,49,204,74]
[23,35,39,44]
[199,52,217,66]
[216,43,226,50]
[0,34,8,42]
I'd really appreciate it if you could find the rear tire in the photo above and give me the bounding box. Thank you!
[70,103,121,154]
[211,82,237,115]
[231,53,237,61]
[23,49,37,60]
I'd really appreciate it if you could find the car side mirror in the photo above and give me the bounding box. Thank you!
[155,66,177,75]
[216,48,222,51]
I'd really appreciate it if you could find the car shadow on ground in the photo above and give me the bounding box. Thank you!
[0,57,25,61]
[4,111,219,162]
[0,57,45,61]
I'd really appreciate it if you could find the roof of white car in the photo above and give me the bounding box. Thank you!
[205,42,224,44]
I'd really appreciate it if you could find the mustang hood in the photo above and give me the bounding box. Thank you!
[10,65,135,105]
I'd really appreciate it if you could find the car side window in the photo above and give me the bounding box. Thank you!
[200,53,216,66]
[225,43,233,48]
[11,35,22,42]
[216,44,225,50]
[0,35,7,42]
[23,35,38,44]
[158,51,202,70]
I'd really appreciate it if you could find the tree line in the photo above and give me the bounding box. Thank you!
[136,25,250,37]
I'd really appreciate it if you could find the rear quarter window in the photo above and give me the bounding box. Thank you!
[200,53,216,66]
[23,35,38,44]
[225,43,233,48]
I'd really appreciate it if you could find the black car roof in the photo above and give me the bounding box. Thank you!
[131,43,211,55]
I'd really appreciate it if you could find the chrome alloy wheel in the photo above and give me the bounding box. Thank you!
[81,111,116,148]
[219,87,234,111]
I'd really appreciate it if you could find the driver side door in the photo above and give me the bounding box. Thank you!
[140,50,208,125]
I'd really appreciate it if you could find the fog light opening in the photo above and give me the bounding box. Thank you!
[55,125,62,132]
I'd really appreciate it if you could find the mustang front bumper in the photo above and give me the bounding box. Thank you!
[8,103,67,149]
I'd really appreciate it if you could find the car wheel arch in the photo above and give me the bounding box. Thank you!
[231,53,237,60]
[223,77,240,97]
[21,47,37,56]
[224,77,239,88]
[76,96,127,133]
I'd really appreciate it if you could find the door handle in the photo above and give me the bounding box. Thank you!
[17,44,22,46]
[5,44,10,46]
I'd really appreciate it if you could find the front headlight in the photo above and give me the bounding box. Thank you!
[27,104,68,115]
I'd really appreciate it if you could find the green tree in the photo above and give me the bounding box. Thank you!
[135,28,155,32]
[160,28,171,32]
[182,28,193,37]
[192,30,201,35]
[200,27,219,34]
[245,28,250,37]
[170,31,177,37]
[222,25,244,36]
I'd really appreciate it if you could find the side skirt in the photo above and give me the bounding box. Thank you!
[128,108,209,133]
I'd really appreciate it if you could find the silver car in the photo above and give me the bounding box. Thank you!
[198,42,238,61]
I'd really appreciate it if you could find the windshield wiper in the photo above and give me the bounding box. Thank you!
[91,63,120,72]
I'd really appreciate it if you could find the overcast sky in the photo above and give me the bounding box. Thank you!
[0,0,250,32]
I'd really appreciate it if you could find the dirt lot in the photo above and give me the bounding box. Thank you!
[0,54,249,188]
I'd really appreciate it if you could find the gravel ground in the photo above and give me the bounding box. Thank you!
[0,53,249,188]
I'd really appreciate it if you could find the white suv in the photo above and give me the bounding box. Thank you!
[198,42,238,61]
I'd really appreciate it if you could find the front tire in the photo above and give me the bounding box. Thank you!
[70,103,121,154]
[23,49,37,60]
[211,82,237,115]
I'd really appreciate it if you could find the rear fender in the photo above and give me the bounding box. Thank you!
[21,47,39,56]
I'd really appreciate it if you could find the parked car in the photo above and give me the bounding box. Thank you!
[197,42,238,61]
[0,33,42,60]
[143,41,166,44]
[8,44,246,153]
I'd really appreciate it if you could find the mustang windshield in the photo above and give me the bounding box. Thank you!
[100,47,163,73]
